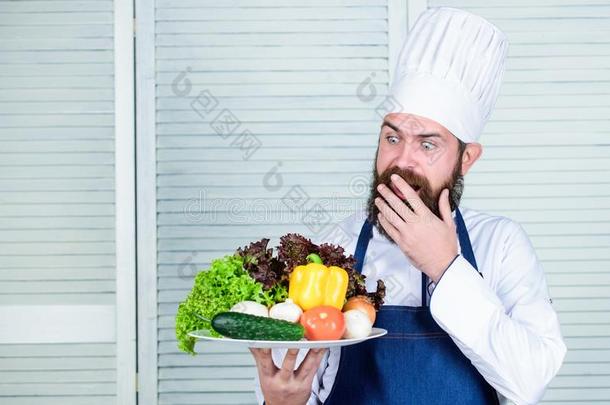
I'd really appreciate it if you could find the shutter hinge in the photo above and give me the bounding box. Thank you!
[133,17,136,37]
[135,372,139,392]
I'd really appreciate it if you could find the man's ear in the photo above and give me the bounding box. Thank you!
[461,143,483,176]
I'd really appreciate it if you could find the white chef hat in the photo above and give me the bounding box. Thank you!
[389,7,509,143]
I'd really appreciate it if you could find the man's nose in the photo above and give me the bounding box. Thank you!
[393,143,418,170]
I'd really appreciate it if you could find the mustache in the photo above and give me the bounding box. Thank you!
[367,167,432,226]
[374,167,430,194]
[366,164,463,242]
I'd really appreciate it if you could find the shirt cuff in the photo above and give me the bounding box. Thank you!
[435,253,459,286]
[429,255,504,349]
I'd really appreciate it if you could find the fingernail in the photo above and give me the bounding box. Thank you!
[391,174,399,181]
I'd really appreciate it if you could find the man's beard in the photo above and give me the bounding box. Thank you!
[366,160,464,242]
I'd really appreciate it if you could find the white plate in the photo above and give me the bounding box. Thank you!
[188,327,387,349]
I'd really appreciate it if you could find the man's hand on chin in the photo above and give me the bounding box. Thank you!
[375,174,458,283]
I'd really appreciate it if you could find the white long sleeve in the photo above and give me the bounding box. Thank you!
[430,220,566,404]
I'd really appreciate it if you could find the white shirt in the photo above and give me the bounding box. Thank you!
[254,207,566,405]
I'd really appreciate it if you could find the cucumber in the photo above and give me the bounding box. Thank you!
[212,311,304,341]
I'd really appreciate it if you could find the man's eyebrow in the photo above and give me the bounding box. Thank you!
[381,121,443,140]
[381,120,401,133]
[417,133,443,139]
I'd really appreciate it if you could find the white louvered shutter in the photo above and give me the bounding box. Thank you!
[146,1,394,403]
[0,1,134,404]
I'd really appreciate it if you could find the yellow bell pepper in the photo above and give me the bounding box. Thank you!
[288,253,349,311]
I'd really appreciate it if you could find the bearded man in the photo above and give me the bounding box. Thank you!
[251,7,566,405]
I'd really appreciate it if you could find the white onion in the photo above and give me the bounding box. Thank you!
[342,309,373,339]
[230,301,269,317]
[269,298,302,323]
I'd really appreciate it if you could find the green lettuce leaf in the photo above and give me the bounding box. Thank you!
[175,255,287,355]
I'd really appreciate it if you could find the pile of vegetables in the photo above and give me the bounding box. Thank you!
[176,234,386,354]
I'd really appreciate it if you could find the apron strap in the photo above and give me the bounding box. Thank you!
[455,208,479,272]
[422,274,428,307]
[354,218,373,273]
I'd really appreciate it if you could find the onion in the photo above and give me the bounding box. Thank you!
[343,296,376,324]
[269,298,302,323]
[343,309,373,339]
[230,301,269,317]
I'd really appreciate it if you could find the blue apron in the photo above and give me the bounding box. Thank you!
[324,209,499,405]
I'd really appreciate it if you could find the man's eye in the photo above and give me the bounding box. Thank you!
[422,141,436,150]
[386,135,399,145]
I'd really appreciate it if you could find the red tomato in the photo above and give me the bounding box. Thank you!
[300,306,345,340]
